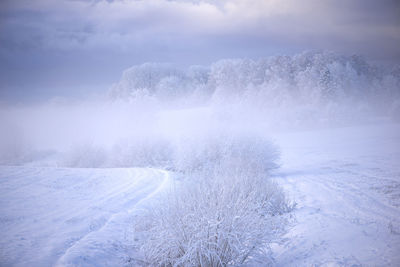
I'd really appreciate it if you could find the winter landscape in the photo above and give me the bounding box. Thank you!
[1,1,400,266]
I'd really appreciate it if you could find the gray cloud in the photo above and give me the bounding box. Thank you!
[0,0,399,101]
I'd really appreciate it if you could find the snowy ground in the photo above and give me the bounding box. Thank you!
[272,122,400,266]
[0,122,399,266]
[0,167,169,266]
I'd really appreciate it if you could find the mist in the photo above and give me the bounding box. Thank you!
[1,1,400,266]
[0,51,398,167]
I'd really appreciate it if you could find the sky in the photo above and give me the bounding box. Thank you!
[0,0,399,102]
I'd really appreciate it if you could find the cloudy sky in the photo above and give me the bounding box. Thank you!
[0,0,399,102]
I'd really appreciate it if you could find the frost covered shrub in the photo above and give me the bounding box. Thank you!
[62,144,107,168]
[62,137,173,168]
[0,122,34,165]
[135,132,292,266]
[110,136,173,168]
[138,175,291,266]
[0,135,33,165]
[172,132,280,176]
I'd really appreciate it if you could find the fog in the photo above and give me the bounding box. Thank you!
[0,51,398,167]
[2,0,400,265]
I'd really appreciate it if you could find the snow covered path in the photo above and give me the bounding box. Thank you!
[0,167,169,266]
[272,123,400,266]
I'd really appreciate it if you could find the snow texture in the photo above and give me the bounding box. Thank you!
[0,167,169,266]
[271,122,400,266]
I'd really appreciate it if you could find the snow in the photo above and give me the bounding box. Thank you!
[0,167,169,266]
[1,122,399,266]
[271,122,400,266]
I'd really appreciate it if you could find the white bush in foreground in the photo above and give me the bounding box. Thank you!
[138,176,291,266]
[135,133,293,266]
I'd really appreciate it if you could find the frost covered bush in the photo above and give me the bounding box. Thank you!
[110,136,173,168]
[62,144,107,168]
[0,122,34,165]
[172,132,280,176]
[135,132,293,266]
[0,135,33,165]
[61,137,173,168]
[138,175,291,266]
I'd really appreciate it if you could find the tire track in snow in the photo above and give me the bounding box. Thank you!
[55,168,170,266]
[273,169,400,266]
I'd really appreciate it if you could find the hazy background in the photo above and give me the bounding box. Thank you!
[1,0,399,102]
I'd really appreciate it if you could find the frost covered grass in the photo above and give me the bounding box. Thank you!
[62,136,173,169]
[172,132,280,175]
[134,132,294,266]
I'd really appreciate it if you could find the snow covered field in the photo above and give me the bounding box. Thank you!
[1,121,399,266]
[1,0,400,265]
[0,167,169,266]
[272,122,400,266]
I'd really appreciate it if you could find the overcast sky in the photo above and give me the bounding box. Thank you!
[0,0,399,102]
